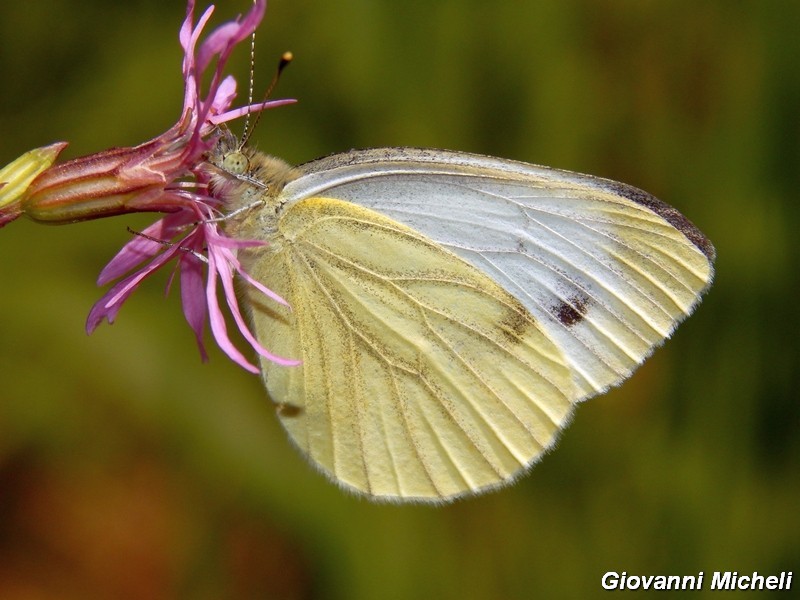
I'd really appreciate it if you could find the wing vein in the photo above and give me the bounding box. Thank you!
[420,308,550,458]
[302,236,569,396]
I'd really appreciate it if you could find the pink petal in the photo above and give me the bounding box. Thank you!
[86,247,175,333]
[237,267,291,309]
[196,0,266,71]
[204,250,260,373]
[87,279,130,331]
[105,245,181,307]
[212,247,300,367]
[96,214,191,284]
[179,252,209,361]
[205,228,265,249]
[217,243,289,308]
[209,98,298,126]
[211,75,238,115]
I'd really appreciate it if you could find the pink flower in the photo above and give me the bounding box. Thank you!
[3,0,299,372]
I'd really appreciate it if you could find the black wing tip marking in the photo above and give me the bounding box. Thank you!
[602,180,716,264]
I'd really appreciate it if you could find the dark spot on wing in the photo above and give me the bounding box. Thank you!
[603,180,716,263]
[276,402,303,418]
[552,295,589,327]
[499,296,535,344]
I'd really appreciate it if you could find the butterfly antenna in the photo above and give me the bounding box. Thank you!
[239,51,293,149]
[239,21,259,148]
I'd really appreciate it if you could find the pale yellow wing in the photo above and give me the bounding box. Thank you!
[243,197,577,502]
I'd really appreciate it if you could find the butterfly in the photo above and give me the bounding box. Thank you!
[207,136,715,503]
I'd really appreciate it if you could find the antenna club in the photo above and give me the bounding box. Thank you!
[279,52,293,73]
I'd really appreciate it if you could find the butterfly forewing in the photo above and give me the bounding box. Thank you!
[281,148,715,400]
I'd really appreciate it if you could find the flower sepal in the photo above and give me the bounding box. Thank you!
[20,135,196,225]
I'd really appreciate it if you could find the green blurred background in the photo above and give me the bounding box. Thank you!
[1,1,797,598]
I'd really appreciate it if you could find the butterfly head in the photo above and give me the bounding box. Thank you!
[204,131,300,241]
[222,150,250,175]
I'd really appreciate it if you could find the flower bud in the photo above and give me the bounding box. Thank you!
[0,142,67,227]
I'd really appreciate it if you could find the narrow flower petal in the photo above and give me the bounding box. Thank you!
[179,252,210,361]
[210,98,297,126]
[209,244,300,368]
[196,0,266,71]
[204,249,260,373]
[104,244,182,309]
[238,268,292,309]
[96,213,194,285]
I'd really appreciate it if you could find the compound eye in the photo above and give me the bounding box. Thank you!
[222,151,249,174]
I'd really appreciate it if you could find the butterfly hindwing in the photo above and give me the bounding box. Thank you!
[243,196,576,501]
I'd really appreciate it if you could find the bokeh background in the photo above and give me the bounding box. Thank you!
[1,1,797,598]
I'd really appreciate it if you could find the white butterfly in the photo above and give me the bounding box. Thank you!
[208,141,715,503]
